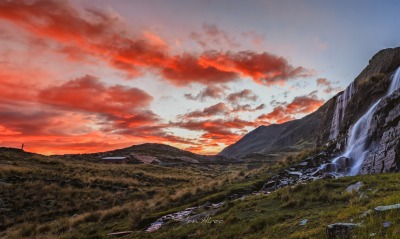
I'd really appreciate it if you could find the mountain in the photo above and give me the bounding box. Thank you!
[61,143,233,165]
[219,47,400,162]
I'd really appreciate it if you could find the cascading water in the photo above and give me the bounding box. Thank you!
[330,66,400,176]
[329,82,356,140]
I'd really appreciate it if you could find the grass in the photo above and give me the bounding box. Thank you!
[3,147,400,238]
[0,148,268,238]
[133,173,400,239]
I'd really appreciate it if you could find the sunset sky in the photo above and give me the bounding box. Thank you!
[1,0,399,155]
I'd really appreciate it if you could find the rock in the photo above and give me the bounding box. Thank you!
[360,90,400,174]
[299,219,307,226]
[346,182,363,193]
[287,171,303,177]
[297,161,308,167]
[203,201,212,209]
[108,231,132,236]
[382,221,391,228]
[374,203,400,213]
[326,223,361,239]
[359,209,372,218]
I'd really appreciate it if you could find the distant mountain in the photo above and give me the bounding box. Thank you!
[219,47,400,161]
[62,143,233,165]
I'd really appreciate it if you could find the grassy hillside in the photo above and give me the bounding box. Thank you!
[0,147,262,239]
[137,173,400,239]
[2,147,400,239]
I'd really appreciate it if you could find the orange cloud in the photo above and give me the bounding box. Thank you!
[199,51,313,85]
[0,0,311,86]
[38,75,152,117]
[257,91,325,124]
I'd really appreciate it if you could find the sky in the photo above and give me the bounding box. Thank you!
[0,0,399,155]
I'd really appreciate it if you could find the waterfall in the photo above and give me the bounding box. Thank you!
[332,66,400,175]
[329,82,355,140]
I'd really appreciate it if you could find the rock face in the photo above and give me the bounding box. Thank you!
[359,89,400,174]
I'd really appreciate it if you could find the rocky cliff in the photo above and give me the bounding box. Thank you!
[219,47,400,165]
[360,88,400,174]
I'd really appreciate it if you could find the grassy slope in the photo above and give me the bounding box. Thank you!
[2,147,400,238]
[0,148,261,239]
[140,173,400,239]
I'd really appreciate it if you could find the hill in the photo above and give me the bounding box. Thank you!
[60,143,234,165]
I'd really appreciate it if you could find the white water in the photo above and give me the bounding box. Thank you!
[332,66,400,175]
[329,82,356,140]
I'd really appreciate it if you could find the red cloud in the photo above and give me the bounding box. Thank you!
[0,0,311,86]
[199,51,313,85]
[258,91,325,124]
[38,75,152,117]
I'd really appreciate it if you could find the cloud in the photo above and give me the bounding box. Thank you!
[174,118,258,146]
[226,89,258,105]
[232,103,265,113]
[257,91,325,124]
[242,31,265,46]
[38,75,153,116]
[190,23,240,48]
[198,51,313,85]
[0,0,311,86]
[180,102,230,119]
[316,78,341,94]
[180,101,265,120]
[184,85,227,101]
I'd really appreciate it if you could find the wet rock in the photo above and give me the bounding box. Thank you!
[346,182,363,193]
[286,171,302,177]
[322,173,337,179]
[360,90,400,174]
[297,161,308,167]
[326,223,361,239]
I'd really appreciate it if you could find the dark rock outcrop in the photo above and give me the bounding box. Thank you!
[326,223,361,239]
[360,90,400,174]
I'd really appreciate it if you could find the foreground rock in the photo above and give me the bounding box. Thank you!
[374,203,400,213]
[326,223,361,239]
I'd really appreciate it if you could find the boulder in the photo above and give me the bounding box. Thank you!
[326,223,361,239]
[345,182,362,193]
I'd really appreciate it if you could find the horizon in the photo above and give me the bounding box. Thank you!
[1,0,400,155]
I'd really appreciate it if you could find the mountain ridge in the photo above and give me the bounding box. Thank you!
[219,47,400,160]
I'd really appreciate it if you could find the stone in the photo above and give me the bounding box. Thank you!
[326,223,361,239]
[374,204,400,213]
[360,90,400,174]
[299,219,307,226]
[382,221,391,228]
[345,182,363,193]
